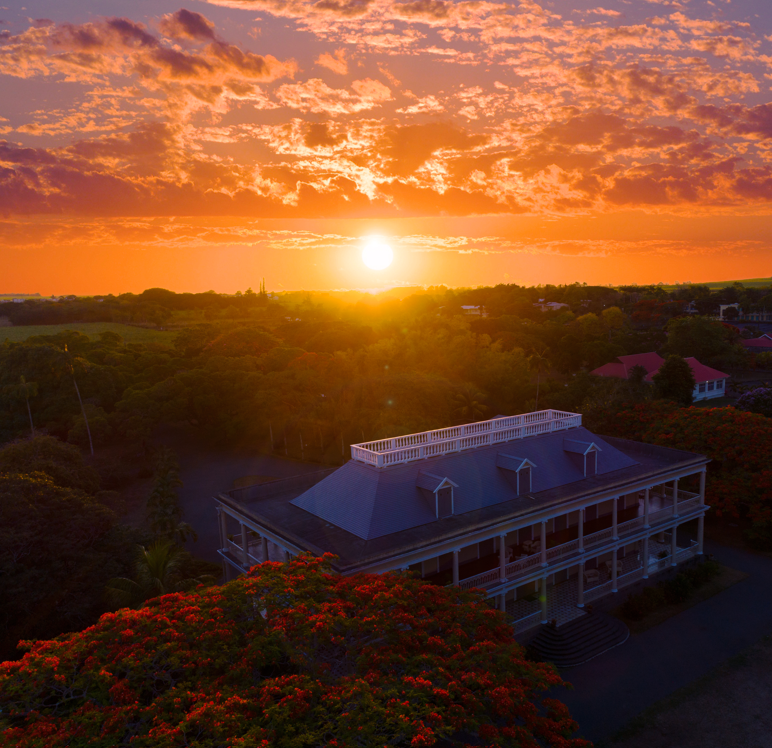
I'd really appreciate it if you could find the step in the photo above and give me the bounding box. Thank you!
[529,611,629,668]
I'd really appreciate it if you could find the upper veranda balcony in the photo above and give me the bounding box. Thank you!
[350,410,583,468]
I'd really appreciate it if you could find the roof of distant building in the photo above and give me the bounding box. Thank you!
[742,334,772,349]
[591,352,727,384]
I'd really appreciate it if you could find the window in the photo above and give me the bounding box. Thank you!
[717,380,724,390]
[708,381,715,391]
[518,466,532,494]
[586,451,597,477]
[699,383,706,393]
[437,486,453,518]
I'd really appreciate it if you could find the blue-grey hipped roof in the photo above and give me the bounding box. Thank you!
[290,426,639,540]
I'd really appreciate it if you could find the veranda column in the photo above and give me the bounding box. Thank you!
[578,508,585,553]
[284,549,291,563]
[642,534,650,578]
[644,488,650,528]
[577,562,585,608]
[672,478,680,517]
[452,549,460,586]
[611,548,618,593]
[698,515,705,555]
[219,507,228,552]
[540,575,548,623]
[671,525,678,566]
[540,521,548,566]
[240,523,249,567]
[261,535,269,563]
[499,593,506,613]
[612,497,619,539]
[499,534,508,582]
[699,469,707,505]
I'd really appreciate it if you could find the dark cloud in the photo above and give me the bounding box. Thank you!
[159,9,217,41]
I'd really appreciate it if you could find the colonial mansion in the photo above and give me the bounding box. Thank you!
[215,410,708,635]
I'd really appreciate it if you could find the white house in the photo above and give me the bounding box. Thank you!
[591,352,728,401]
[215,410,709,637]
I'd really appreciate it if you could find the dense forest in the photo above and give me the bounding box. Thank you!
[1,279,771,661]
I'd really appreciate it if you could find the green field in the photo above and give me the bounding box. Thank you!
[0,322,177,345]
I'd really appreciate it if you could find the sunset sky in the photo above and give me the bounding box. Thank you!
[1,0,771,294]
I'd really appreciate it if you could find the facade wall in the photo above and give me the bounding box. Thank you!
[693,378,726,401]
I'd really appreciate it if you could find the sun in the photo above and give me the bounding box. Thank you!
[362,237,393,270]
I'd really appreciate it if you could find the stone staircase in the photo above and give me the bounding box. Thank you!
[529,611,629,669]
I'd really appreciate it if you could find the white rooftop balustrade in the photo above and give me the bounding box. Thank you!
[350,410,582,468]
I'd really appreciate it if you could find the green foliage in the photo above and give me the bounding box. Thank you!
[664,316,741,367]
[653,354,696,406]
[146,449,195,544]
[0,435,99,493]
[106,540,216,609]
[620,561,721,621]
[0,472,117,656]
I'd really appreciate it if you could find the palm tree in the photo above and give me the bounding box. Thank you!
[62,345,94,456]
[528,348,551,411]
[453,385,488,423]
[2,375,38,437]
[106,541,214,609]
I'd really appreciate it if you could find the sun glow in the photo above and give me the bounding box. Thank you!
[362,237,393,270]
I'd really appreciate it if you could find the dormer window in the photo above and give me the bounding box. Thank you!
[518,466,532,494]
[563,439,601,477]
[496,453,536,496]
[417,472,458,518]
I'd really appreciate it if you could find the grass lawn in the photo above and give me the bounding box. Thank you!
[0,322,176,345]
[612,564,748,635]
[600,634,772,748]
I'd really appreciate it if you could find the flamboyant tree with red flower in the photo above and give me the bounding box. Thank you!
[587,404,772,542]
[0,556,590,748]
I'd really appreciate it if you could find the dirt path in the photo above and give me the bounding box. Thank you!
[602,636,772,748]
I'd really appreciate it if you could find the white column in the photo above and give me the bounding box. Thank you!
[499,593,506,613]
[578,508,585,553]
[672,478,679,517]
[698,516,704,555]
[261,535,269,562]
[540,575,548,623]
[577,563,585,608]
[540,521,547,566]
[452,549,460,586]
[643,535,650,578]
[499,534,507,582]
[284,549,291,563]
[612,497,618,539]
[219,508,228,551]
[240,523,249,567]
[611,548,618,592]
[671,525,678,566]
[699,469,707,505]
[644,488,650,528]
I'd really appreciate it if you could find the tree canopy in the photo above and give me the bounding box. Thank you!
[0,556,588,748]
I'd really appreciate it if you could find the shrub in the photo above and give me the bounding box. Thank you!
[662,574,694,605]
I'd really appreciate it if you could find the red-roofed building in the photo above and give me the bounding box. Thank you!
[591,352,729,401]
[741,334,772,353]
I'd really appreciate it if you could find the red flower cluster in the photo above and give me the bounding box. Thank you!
[0,556,590,748]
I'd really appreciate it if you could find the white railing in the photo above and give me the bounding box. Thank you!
[458,567,504,591]
[351,410,582,467]
[616,566,645,590]
[506,551,543,577]
[585,580,613,602]
[512,610,542,634]
[547,538,579,560]
[585,526,614,550]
